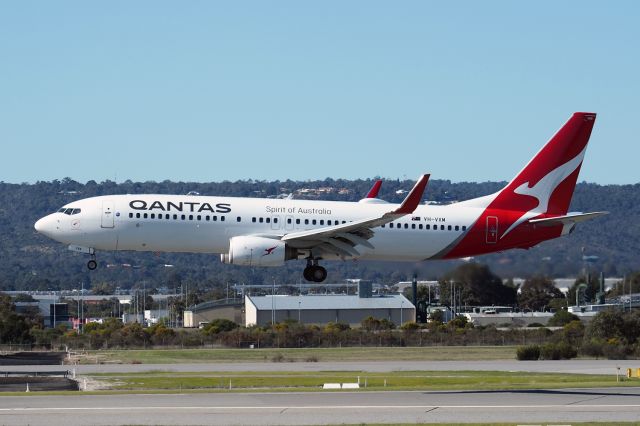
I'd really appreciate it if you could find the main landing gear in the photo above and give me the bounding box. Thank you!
[87,254,97,270]
[303,258,327,283]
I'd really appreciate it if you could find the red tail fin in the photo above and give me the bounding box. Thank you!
[497,112,596,215]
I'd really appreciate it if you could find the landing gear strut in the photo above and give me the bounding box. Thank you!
[303,258,327,283]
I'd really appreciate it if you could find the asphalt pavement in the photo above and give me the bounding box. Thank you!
[1,387,639,425]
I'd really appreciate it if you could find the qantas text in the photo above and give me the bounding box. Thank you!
[129,200,231,213]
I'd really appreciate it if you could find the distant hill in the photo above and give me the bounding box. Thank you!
[0,178,637,292]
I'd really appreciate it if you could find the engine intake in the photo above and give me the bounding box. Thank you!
[220,236,296,267]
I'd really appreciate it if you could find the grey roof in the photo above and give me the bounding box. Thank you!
[246,294,414,311]
[188,298,243,311]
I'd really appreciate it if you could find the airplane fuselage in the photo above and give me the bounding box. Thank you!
[37,194,496,261]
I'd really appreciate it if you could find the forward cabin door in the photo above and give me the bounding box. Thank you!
[101,200,115,228]
[485,216,498,244]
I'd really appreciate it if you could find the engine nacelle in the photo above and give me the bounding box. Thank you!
[220,236,295,267]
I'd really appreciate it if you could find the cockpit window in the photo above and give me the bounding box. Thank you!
[71,208,81,215]
[57,208,66,213]
[64,208,73,215]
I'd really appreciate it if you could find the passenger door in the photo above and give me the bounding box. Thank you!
[101,200,115,228]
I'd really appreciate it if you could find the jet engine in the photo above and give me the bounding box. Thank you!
[220,236,296,267]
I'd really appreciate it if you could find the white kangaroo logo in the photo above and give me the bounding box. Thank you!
[500,145,587,239]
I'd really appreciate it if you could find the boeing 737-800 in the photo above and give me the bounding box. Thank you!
[35,112,606,282]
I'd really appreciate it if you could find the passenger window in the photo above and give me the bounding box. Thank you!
[252,217,256,223]
[221,216,225,221]
[419,224,423,229]
[426,224,430,230]
[129,213,133,218]
[312,219,317,225]
[173,214,178,220]
[411,224,416,229]
[274,218,278,223]
[143,213,148,219]
[455,225,459,231]
[259,217,264,223]
[305,219,309,225]
[266,218,271,223]
[462,225,467,231]
[150,213,155,219]
[213,216,218,221]
[165,214,170,219]
[136,213,141,219]
[320,220,324,225]
[287,218,292,224]
[296,219,301,225]
[189,215,193,220]
[448,225,452,231]
[404,223,408,229]
[197,215,201,221]
[236,216,241,222]
[382,224,385,228]
[205,216,210,221]
[440,225,445,230]
[181,215,186,220]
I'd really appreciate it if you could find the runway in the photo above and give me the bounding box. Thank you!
[4,359,637,375]
[1,387,639,425]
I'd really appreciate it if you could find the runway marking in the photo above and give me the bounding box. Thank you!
[2,404,640,412]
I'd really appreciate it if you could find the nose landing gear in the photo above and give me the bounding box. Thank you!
[303,258,327,283]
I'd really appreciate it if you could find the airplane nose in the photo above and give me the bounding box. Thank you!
[34,217,45,233]
[34,215,55,237]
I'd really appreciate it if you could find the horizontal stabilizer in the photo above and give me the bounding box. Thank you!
[528,211,608,227]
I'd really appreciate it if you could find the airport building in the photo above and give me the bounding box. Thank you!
[244,293,415,327]
[183,298,244,328]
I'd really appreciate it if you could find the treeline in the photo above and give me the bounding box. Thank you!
[0,178,638,292]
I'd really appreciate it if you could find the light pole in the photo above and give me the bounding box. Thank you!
[400,300,404,326]
[298,300,301,323]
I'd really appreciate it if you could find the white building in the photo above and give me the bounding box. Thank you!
[244,294,415,327]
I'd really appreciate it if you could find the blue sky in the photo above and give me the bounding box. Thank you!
[1,1,638,185]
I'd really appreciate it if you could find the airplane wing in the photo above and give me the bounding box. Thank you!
[282,175,429,258]
[528,211,608,227]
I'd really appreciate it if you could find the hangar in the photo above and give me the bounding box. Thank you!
[244,293,415,327]
[183,299,244,328]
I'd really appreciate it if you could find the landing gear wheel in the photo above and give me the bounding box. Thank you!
[310,265,327,283]
[87,259,97,270]
[303,265,327,282]
[303,266,314,282]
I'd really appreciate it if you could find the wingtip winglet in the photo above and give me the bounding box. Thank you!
[394,174,430,214]
[365,179,383,198]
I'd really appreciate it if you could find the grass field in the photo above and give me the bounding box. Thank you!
[89,369,636,392]
[87,346,517,364]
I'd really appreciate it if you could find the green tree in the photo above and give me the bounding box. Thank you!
[0,293,33,344]
[439,263,516,306]
[518,275,563,311]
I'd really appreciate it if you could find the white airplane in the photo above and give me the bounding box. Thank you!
[35,112,607,282]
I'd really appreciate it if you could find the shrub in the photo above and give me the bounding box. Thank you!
[539,342,577,360]
[516,345,540,360]
[556,341,578,359]
[540,343,560,360]
[547,309,580,327]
